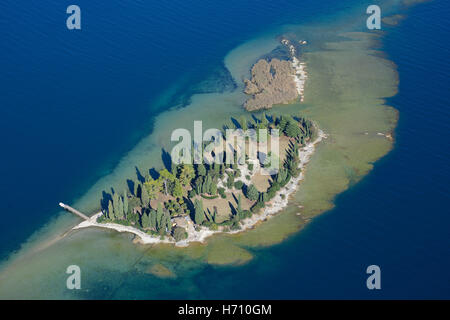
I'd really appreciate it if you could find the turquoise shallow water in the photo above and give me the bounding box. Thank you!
[0,0,449,299]
[0,0,361,260]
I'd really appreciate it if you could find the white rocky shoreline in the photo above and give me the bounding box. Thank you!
[282,38,308,102]
[72,129,326,247]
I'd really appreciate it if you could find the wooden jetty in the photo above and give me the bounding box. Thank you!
[59,202,90,221]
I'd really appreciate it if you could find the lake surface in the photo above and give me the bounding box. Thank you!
[0,0,448,299]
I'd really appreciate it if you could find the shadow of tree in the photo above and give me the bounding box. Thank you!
[161,148,173,172]
[100,191,112,211]
[135,167,145,183]
[126,179,135,196]
[149,168,160,180]
[228,201,237,216]
[230,117,241,129]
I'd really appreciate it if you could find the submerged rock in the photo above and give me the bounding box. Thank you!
[147,263,176,278]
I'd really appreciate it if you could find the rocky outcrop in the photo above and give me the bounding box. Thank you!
[243,58,299,111]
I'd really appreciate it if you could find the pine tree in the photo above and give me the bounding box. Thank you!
[158,169,175,195]
[178,164,195,186]
[144,177,162,199]
[285,120,302,138]
[172,180,184,197]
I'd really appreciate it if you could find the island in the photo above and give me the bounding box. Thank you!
[243,38,307,111]
[74,114,324,246]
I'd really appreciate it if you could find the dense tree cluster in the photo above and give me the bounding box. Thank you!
[98,113,317,240]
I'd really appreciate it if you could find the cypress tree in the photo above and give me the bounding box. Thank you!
[226,174,234,189]
[117,197,124,219]
[246,184,259,201]
[165,212,172,233]
[149,209,157,230]
[237,194,243,214]
[210,183,217,195]
[239,116,247,131]
[141,186,150,208]
[276,169,287,184]
[201,179,206,194]
[156,203,164,231]
[197,164,206,176]
[123,191,129,217]
[262,112,268,127]
[204,175,212,194]
[194,199,205,225]
[194,176,203,194]
[134,181,141,198]
[108,200,114,219]
[113,193,120,219]
[213,163,220,175]
[141,212,150,228]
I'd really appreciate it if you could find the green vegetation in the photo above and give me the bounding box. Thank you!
[218,187,226,199]
[172,227,188,242]
[194,199,205,225]
[234,181,244,190]
[245,184,259,201]
[98,114,316,241]
[201,194,219,200]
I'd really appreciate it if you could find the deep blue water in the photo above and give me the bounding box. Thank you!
[0,0,356,259]
[188,1,450,299]
[1,0,449,299]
